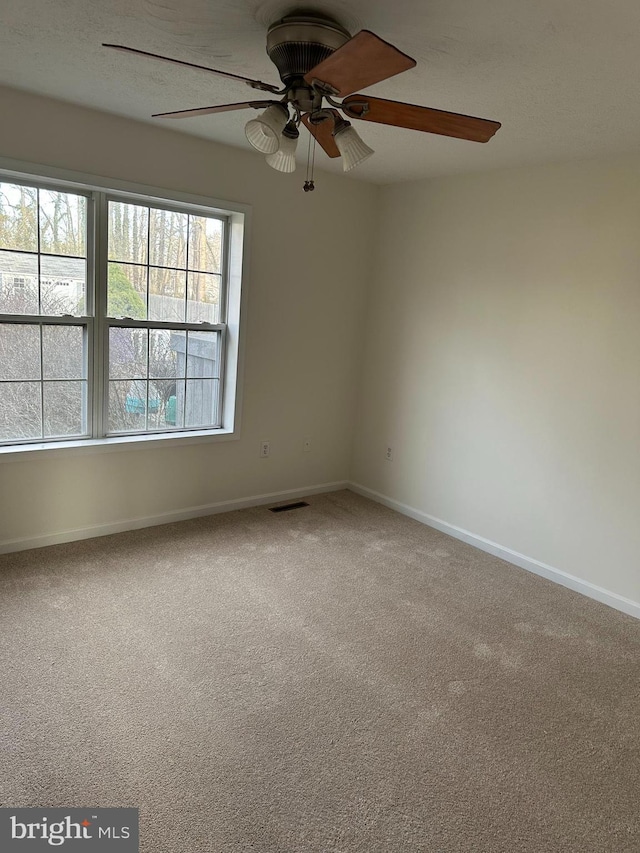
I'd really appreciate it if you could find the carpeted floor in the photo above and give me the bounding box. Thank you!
[0,489,639,852]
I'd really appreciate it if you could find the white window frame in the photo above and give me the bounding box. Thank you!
[0,159,250,459]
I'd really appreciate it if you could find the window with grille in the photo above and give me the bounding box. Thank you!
[0,174,246,448]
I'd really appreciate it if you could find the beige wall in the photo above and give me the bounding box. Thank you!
[0,85,377,547]
[353,156,640,605]
[2,84,638,612]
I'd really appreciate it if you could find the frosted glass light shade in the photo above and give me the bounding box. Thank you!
[333,122,374,172]
[266,129,299,172]
[245,105,288,154]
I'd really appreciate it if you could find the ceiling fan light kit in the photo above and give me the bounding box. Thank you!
[333,119,374,172]
[244,103,289,154]
[265,121,300,173]
[104,11,501,190]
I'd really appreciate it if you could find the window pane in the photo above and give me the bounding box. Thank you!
[0,183,38,252]
[108,201,148,264]
[43,381,86,438]
[39,190,86,257]
[108,380,147,432]
[185,379,219,428]
[0,323,41,380]
[109,327,147,379]
[149,328,180,379]
[187,272,220,323]
[149,267,186,322]
[148,379,184,430]
[43,325,85,380]
[40,255,86,315]
[149,208,188,269]
[186,331,218,378]
[188,216,222,274]
[107,262,147,319]
[0,381,42,440]
[0,250,38,314]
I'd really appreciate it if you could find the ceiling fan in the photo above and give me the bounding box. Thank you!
[104,11,501,189]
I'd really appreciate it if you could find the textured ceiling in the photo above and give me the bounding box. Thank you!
[1,0,640,184]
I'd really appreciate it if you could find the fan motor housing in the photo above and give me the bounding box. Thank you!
[266,14,351,83]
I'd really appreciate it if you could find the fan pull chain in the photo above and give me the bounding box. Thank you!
[304,125,316,192]
[305,128,311,181]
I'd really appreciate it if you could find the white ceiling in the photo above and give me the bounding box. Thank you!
[2,0,640,184]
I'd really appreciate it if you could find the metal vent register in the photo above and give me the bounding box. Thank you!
[268,501,310,513]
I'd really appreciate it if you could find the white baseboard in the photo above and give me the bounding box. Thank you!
[349,482,640,621]
[0,480,349,555]
[5,477,638,622]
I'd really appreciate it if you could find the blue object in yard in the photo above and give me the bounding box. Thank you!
[165,395,177,426]
[125,394,144,415]
[125,394,159,414]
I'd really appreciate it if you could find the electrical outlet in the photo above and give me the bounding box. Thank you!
[303,436,312,452]
[260,440,270,458]
[385,445,393,461]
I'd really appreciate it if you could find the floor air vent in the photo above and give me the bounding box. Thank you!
[269,501,310,513]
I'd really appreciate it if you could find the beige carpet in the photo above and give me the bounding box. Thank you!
[1,490,639,852]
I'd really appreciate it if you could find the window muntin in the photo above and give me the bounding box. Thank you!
[0,176,233,447]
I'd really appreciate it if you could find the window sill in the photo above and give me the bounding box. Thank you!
[0,428,240,462]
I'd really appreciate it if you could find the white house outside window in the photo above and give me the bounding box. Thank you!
[0,173,246,449]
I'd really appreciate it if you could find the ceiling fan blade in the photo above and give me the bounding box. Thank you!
[301,112,341,158]
[102,44,281,93]
[304,31,416,98]
[153,101,278,119]
[342,95,501,142]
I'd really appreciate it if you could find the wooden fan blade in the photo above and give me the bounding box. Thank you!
[102,44,281,93]
[304,31,415,98]
[153,101,277,119]
[301,112,340,158]
[342,95,501,142]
